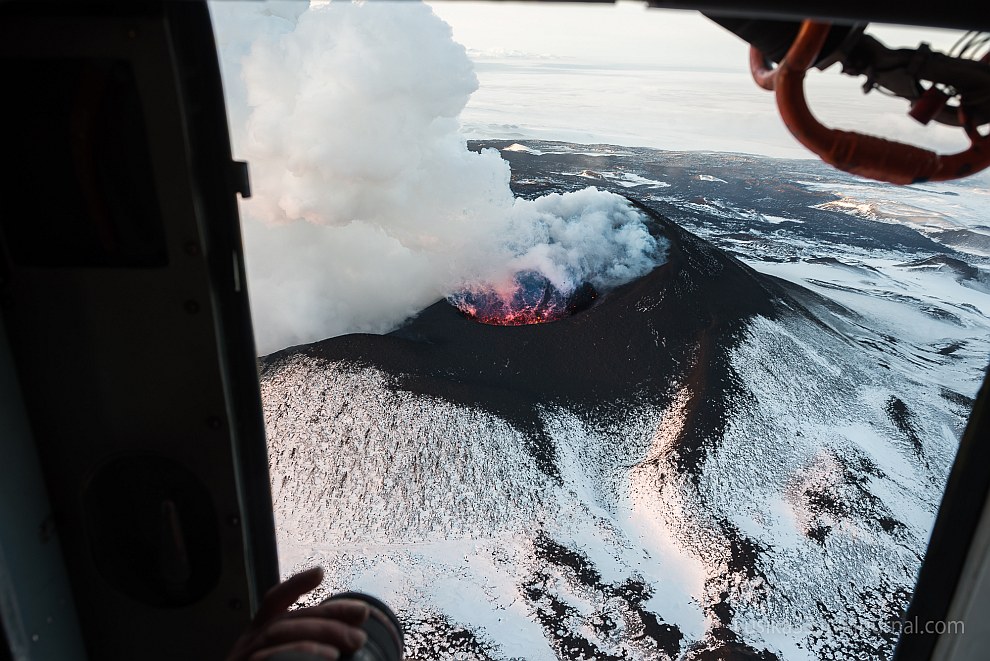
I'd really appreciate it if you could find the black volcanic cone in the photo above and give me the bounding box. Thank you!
[261,201,799,480]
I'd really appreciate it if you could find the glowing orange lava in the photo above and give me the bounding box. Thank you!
[450,276,597,326]
[458,303,569,326]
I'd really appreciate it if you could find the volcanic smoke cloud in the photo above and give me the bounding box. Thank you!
[211,1,667,354]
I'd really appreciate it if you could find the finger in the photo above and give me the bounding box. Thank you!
[282,600,370,625]
[248,640,340,661]
[254,567,325,626]
[259,618,367,652]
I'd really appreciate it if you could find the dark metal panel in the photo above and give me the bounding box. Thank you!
[164,0,281,605]
[0,2,277,659]
[0,319,87,660]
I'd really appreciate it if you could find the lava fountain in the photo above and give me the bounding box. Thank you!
[449,271,598,325]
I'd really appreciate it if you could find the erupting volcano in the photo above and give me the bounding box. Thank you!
[246,127,990,661]
[260,192,971,661]
[450,273,598,325]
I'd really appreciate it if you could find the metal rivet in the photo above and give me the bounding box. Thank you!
[39,516,54,544]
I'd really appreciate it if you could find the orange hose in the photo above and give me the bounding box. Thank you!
[749,47,777,91]
[757,20,990,184]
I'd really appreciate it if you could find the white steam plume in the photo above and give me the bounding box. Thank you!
[211,1,666,354]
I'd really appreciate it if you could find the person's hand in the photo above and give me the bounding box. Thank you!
[227,567,369,661]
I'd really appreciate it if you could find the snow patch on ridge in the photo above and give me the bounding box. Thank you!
[263,356,705,658]
[502,142,543,155]
[707,313,955,659]
[261,301,959,658]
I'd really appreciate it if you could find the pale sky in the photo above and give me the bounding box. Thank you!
[430,1,746,69]
[429,1,962,64]
[427,1,972,157]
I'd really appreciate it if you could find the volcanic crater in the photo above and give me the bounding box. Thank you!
[262,200,787,480]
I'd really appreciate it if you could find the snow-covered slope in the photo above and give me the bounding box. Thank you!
[259,170,985,659]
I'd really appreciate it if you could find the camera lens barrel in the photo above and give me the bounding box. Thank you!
[324,591,404,661]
